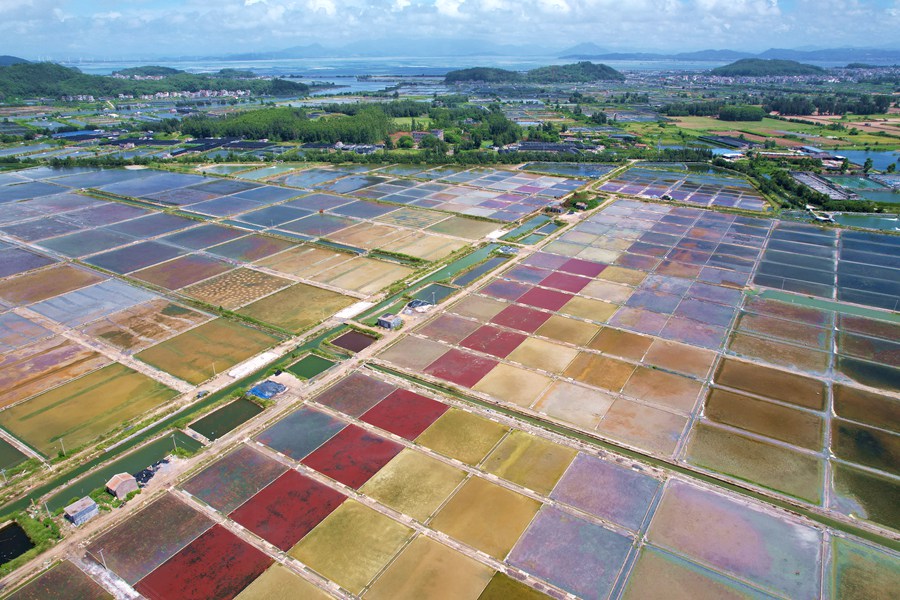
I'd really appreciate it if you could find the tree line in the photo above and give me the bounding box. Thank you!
[179,107,393,144]
[763,93,892,116]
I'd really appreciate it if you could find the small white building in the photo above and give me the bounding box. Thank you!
[64,497,99,526]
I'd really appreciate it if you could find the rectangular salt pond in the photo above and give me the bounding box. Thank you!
[30,279,157,327]
[189,398,263,441]
[287,354,336,380]
[520,162,618,178]
[198,164,258,175]
[0,247,56,278]
[234,165,299,180]
[0,438,28,471]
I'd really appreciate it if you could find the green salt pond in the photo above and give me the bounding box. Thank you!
[189,399,263,441]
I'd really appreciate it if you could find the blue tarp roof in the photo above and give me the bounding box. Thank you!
[248,380,286,400]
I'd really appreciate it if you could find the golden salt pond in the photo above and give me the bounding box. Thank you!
[686,422,824,503]
[289,500,412,595]
[238,283,353,333]
[482,430,577,495]
[430,476,541,559]
[255,245,352,278]
[427,216,500,239]
[234,565,330,600]
[364,535,494,600]
[136,318,280,385]
[415,409,509,466]
[705,388,823,451]
[0,363,177,456]
[310,257,413,295]
[478,572,550,600]
[379,231,467,261]
[535,315,601,346]
[360,449,466,522]
[506,337,578,373]
[472,363,552,408]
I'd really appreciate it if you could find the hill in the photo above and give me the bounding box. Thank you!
[526,62,625,83]
[0,62,308,100]
[710,58,825,76]
[113,65,183,77]
[444,67,522,84]
[445,61,624,84]
[0,56,29,67]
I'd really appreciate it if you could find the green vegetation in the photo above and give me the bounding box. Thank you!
[0,513,61,577]
[180,106,392,143]
[322,99,428,117]
[713,157,879,212]
[444,67,521,84]
[526,61,625,83]
[565,191,601,210]
[718,105,766,121]
[764,93,892,116]
[710,58,825,76]
[0,62,308,101]
[445,61,624,84]
[113,65,182,77]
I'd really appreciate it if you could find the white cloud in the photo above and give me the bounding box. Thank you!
[2,0,899,59]
[538,0,570,13]
[435,0,464,17]
[308,0,336,15]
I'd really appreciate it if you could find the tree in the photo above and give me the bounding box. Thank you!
[863,157,873,173]
[397,135,414,149]
[420,134,449,155]
[886,162,896,174]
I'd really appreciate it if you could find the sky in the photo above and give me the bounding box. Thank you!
[2,0,899,59]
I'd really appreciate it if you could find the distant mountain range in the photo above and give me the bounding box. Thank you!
[559,47,900,64]
[221,39,556,60]
[211,43,900,64]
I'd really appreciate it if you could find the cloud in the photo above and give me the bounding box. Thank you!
[308,0,336,15]
[434,0,464,17]
[2,0,899,59]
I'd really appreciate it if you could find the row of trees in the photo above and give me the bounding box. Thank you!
[764,93,892,116]
[661,101,765,121]
[180,107,393,144]
[718,105,766,121]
